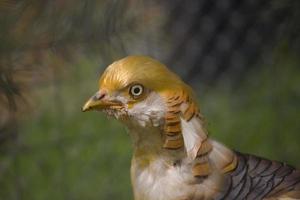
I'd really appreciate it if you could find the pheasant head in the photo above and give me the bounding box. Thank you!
[83,55,208,155]
[82,56,235,178]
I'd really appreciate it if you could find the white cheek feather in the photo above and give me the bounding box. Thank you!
[128,92,166,127]
[180,113,236,171]
[181,116,207,159]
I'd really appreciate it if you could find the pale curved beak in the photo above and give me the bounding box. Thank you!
[82,91,121,112]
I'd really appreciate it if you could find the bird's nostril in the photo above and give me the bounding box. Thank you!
[93,92,106,101]
[99,93,105,99]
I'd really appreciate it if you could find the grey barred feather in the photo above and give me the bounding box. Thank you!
[215,152,300,200]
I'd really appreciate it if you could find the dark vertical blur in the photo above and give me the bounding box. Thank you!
[163,0,299,84]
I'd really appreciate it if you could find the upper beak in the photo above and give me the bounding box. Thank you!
[82,91,121,112]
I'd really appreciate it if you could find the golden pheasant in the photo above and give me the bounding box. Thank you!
[82,56,300,200]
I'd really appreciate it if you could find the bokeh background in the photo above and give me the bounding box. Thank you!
[0,0,299,199]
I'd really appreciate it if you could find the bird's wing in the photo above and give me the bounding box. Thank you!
[215,152,300,200]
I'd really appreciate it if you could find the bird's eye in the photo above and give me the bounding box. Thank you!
[130,84,144,97]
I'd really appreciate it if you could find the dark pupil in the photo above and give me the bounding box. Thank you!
[133,87,140,94]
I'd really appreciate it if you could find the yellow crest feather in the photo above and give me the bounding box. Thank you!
[99,55,194,97]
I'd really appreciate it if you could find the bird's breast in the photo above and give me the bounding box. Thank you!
[131,155,191,200]
[131,154,222,200]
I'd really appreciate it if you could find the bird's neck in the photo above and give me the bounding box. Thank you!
[126,117,237,178]
[127,124,185,166]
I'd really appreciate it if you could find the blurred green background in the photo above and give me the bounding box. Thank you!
[0,0,299,199]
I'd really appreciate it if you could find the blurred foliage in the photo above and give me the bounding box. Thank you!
[0,0,299,199]
[0,58,133,199]
[203,48,300,163]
